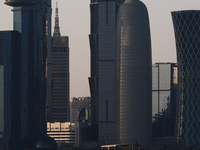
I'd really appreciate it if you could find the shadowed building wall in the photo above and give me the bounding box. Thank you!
[0,31,21,150]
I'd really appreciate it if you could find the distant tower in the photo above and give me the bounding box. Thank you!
[70,97,91,123]
[172,10,200,148]
[115,0,152,148]
[49,3,70,122]
[152,63,177,139]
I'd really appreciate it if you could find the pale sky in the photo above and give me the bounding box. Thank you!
[0,0,200,98]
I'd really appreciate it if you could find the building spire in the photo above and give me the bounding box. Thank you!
[53,1,60,37]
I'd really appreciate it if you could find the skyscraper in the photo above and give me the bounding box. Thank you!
[152,63,177,139]
[0,31,21,150]
[115,0,152,148]
[89,0,125,144]
[48,3,70,122]
[4,0,52,148]
[172,10,200,148]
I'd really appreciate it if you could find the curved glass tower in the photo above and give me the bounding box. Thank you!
[172,10,200,148]
[115,0,152,148]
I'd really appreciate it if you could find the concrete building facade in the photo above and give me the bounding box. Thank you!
[70,97,91,123]
[47,122,75,146]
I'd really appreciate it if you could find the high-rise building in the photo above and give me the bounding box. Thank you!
[89,0,125,144]
[172,10,200,148]
[152,63,177,139]
[48,4,70,122]
[0,31,21,150]
[4,0,52,148]
[115,0,152,148]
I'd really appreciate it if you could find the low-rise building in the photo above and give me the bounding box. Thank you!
[47,122,75,146]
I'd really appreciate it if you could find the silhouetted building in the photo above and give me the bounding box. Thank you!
[4,0,52,149]
[89,0,125,144]
[115,0,152,148]
[152,63,177,139]
[172,10,200,148]
[48,4,70,122]
[70,97,91,123]
[0,31,21,150]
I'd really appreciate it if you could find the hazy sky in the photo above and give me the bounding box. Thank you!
[0,0,200,98]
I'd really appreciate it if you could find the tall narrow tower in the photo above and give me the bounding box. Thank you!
[115,0,152,148]
[49,3,70,122]
[89,0,125,144]
[4,0,52,148]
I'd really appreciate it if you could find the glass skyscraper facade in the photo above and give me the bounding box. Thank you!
[4,0,52,148]
[115,0,152,148]
[172,10,200,148]
[152,63,177,138]
[0,31,21,150]
[89,0,125,144]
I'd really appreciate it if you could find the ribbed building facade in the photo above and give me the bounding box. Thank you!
[4,0,52,148]
[115,0,152,148]
[152,63,177,139]
[172,10,200,148]
[49,4,70,122]
[89,0,125,144]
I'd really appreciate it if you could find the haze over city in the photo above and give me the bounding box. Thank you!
[1,0,200,98]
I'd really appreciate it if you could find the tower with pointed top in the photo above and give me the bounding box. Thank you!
[53,2,60,38]
[48,3,70,122]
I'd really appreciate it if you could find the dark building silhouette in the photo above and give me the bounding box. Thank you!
[172,10,200,148]
[115,0,152,148]
[89,0,125,144]
[35,135,58,150]
[152,63,177,140]
[48,4,70,122]
[0,31,21,150]
[3,0,52,149]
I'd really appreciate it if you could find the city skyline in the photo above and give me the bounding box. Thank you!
[1,0,200,98]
